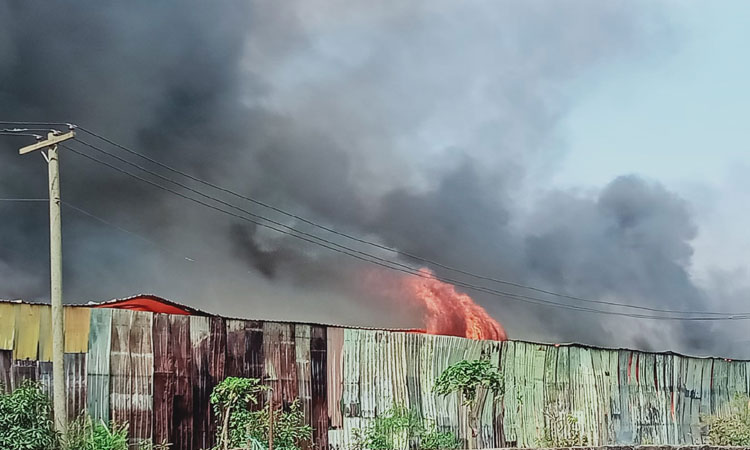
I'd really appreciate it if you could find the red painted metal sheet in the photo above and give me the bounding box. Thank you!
[64,353,87,421]
[152,314,174,446]
[170,315,193,450]
[311,325,328,450]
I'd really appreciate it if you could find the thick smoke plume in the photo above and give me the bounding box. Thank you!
[0,1,745,356]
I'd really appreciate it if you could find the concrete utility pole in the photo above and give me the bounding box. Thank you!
[19,129,75,434]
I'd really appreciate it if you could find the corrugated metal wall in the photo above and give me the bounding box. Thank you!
[1,302,749,449]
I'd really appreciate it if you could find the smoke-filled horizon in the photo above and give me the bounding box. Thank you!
[1,1,747,358]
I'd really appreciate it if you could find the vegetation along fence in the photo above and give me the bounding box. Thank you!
[0,300,748,449]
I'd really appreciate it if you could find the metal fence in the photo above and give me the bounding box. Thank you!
[0,301,747,449]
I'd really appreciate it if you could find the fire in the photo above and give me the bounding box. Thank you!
[404,268,507,341]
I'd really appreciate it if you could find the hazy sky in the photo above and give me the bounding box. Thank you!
[554,1,750,279]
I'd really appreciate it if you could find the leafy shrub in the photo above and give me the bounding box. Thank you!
[419,424,461,450]
[211,377,269,449]
[0,380,58,450]
[703,394,750,446]
[434,359,503,449]
[360,406,422,450]
[538,409,588,448]
[433,359,503,406]
[351,406,459,450]
[63,414,129,450]
[211,377,312,450]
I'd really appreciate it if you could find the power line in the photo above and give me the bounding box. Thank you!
[60,142,750,321]
[6,120,738,318]
[0,132,43,138]
[62,201,196,263]
[0,121,72,127]
[6,120,745,320]
[0,198,47,202]
[75,125,732,317]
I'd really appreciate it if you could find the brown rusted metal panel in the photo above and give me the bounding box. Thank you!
[110,309,132,427]
[0,350,11,392]
[263,322,298,407]
[129,311,154,444]
[38,361,53,399]
[310,325,328,450]
[11,358,38,388]
[152,314,174,446]
[64,352,87,421]
[191,315,225,450]
[326,327,344,428]
[170,315,193,450]
[207,316,226,446]
[296,325,313,426]
[110,310,154,445]
[225,319,246,378]
[225,319,264,380]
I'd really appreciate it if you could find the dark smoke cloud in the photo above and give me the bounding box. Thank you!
[1,1,744,356]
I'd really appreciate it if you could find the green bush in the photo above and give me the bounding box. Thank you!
[211,377,312,450]
[434,359,503,449]
[703,394,750,446]
[0,380,58,450]
[433,359,503,406]
[419,424,461,450]
[351,406,459,450]
[63,414,129,450]
[538,409,588,448]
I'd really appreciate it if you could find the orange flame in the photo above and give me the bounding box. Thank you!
[404,268,507,341]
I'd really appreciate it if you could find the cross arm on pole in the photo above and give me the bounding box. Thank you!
[19,131,75,155]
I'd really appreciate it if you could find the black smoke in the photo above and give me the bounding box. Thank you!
[0,1,743,356]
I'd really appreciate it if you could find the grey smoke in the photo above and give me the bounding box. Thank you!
[0,1,743,356]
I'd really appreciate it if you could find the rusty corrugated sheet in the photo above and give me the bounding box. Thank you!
[170,314,192,450]
[110,309,154,446]
[208,316,226,445]
[110,309,132,427]
[38,361,53,400]
[189,315,224,450]
[225,319,265,385]
[295,324,313,428]
[311,325,328,450]
[11,359,38,387]
[152,313,173,446]
[326,327,344,429]
[130,311,154,445]
[0,350,11,392]
[87,308,112,423]
[190,315,211,450]
[64,352,86,420]
[264,322,298,407]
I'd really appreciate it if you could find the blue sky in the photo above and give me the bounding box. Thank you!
[553,1,750,278]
